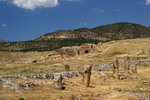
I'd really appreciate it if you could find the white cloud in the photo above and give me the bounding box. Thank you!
[146,0,150,4]
[0,0,59,10]
[93,8,105,13]
[0,24,6,28]
[116,9,120,12]
[0,0,82,10]
[2,24,6,27]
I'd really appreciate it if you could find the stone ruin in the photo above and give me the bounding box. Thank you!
[111,56,140,80]
[112,58,120,79]
[0,59,150,91]
[42,43,97,61]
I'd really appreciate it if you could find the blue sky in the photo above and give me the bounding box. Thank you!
[0,0,150,41]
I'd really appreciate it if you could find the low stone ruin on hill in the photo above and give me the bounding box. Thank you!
[42,43,100,61]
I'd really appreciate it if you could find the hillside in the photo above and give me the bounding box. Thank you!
[36,22,150,40]
[0,39,100,52]
[0,38,150,67]
[95,38,150,58]
[0,22,150,52]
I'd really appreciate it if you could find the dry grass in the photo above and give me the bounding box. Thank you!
[0,38,150,99]
[0,51,50,61]
[0,65,150,100]
[1,38,149,76]
[97,38,150,58]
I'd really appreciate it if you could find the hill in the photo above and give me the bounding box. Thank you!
[95,38,150,58]
[0,22,150,52]
[36,22,150,40]
[0,40,7,43]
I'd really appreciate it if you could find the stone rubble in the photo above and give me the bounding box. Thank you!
[120,73,140,79]
[0,77,53,90]
[0,71,84,80]
[0,78,19,90]
[98,71,107,78]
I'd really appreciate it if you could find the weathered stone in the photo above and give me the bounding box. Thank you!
[112,58,120,79]
[124,56,130,73]
[83,66,92,87]
[120,76,126,80]
[130,64,138,73]
[23,81,37,88]
[99,72,107,79]
[64,65,70,71]
[54,75,65,90]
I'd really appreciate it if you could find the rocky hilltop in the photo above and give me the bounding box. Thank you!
[36,22,150,40]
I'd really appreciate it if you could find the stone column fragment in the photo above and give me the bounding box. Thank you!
[64,65,70,71]
[112,58,120,79]
[83,66,92,87]
[131,64,137,73]
[124,56,130,73]
[54,75,65,90]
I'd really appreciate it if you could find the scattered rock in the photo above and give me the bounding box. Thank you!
[143,80,147,83]
[120,76,126,80]
[2,79,19,90]
[120,73,140,79]
[99,72,107,78]
[23,81,37,88]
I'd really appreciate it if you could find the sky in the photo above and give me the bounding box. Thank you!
[0,0,150,41]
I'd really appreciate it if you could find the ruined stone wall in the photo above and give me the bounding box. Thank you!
[0,60,150,80]
[44,54,62,61]
[44,43,96,61]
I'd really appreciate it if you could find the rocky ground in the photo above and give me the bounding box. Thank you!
[0,60,150,100]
